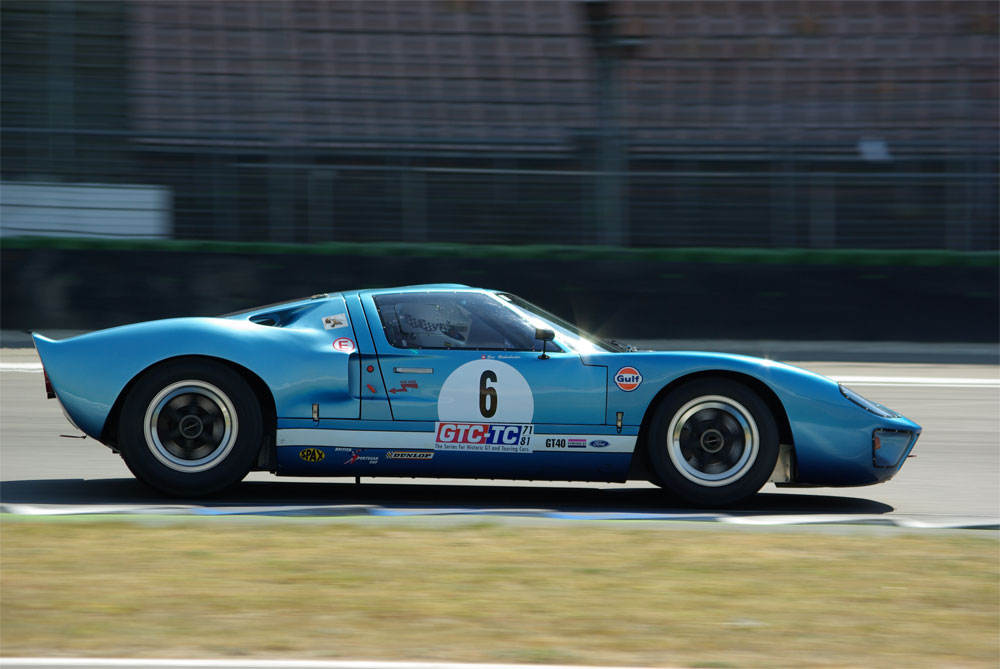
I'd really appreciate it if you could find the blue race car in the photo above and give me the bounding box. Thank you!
[32,284,921,505]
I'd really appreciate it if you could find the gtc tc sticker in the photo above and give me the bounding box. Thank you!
[322,313,349,330]
[299,448,325,462]
[332,337,356,353]
[614,366,643,392]
[435,422,533,453]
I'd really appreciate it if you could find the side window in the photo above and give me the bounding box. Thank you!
[383,296,473,348]
[373,292,562,352]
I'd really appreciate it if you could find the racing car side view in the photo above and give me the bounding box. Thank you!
[33,284,921,505]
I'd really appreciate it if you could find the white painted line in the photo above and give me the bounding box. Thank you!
[4,363,996,388]
[3,504,996,530]
[0,362,42,372]
[832,375,1000,388]
[0,660,661,669]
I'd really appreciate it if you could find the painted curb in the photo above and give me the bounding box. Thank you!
[2,503,996,530]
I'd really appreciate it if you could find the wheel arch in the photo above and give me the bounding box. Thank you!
[101,355,277,468]
[629,370,794,479]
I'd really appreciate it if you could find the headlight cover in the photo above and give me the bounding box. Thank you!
[873,429,916,468]
[840,385,898,418]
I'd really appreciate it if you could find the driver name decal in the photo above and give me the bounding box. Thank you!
[435,422,533,453]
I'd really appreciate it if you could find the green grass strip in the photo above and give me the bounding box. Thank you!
[2,235,997,266]
[2,519,997,666]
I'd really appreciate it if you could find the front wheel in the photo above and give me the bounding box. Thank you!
[118,359,263,497]
[647,378,779,507]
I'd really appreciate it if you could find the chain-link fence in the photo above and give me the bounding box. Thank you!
[2,0,997,249]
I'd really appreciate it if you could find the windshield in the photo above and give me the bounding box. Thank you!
[493,292,623,353]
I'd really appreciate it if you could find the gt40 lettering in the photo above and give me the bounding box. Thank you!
[542,438,586,449]
[538,435,621,451]
[434,422,533,453]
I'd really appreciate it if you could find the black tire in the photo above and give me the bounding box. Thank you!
[647,378,779,507]
[118,359,263,497]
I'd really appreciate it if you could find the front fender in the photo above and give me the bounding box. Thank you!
[589,351,921,486]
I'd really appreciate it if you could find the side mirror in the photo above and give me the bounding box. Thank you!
[535,328,555,360]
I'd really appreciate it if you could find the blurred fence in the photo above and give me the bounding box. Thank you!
[1,0,997,249]
[0,181,170,239]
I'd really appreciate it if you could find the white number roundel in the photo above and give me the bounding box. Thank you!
[438,360,534,422]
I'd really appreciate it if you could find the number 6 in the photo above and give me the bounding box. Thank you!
[479,370,497,418]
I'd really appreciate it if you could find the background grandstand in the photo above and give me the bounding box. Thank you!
[2,0,997,249]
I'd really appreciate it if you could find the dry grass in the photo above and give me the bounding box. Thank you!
[1,518,997,668]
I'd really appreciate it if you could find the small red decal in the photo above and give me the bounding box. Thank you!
[366,383,377,393]
[389,380,418,395]
[332,337,356,353]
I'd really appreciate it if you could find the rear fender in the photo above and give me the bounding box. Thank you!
[33,317,356,441]
[99,354,278,464]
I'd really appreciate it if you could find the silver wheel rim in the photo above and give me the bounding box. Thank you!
[667,395,759,487]
[143,380,238,473]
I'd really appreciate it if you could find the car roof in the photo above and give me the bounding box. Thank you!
[352,284,478,298]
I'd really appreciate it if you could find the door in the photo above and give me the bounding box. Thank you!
[361,290,607,427]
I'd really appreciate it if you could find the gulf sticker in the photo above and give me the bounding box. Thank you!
[332,337,356,353]
[614,366,643,392]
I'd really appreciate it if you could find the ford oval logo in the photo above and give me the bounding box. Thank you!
[589,439,610,448]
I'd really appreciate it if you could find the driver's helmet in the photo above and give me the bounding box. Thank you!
[395,301,471,348]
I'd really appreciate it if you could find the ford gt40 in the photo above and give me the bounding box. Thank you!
[32,284,921,505]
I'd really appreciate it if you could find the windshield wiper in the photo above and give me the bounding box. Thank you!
[607,339,637,352]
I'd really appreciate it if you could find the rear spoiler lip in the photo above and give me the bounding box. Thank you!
[43,368,56,399]
[30,332,57,399]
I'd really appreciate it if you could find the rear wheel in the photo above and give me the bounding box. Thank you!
[647,378,779,507]
[118,360,263,497]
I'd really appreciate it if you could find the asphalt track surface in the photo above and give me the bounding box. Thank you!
[2,347,998,529]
